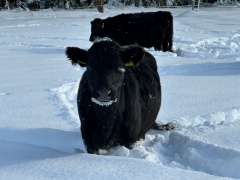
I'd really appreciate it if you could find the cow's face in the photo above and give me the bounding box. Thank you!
[89,19,106,42]
[86,50,124,105]
[66,40,145,106]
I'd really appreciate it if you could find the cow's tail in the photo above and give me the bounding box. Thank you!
[151,121,178,131]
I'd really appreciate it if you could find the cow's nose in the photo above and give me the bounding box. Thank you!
[96,89,112,102]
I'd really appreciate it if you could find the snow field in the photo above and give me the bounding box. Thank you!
[0,6,240,179]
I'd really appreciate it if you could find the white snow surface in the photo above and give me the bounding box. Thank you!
[0,6,240,180]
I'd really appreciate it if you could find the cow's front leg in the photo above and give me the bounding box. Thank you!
[81,125,98,154]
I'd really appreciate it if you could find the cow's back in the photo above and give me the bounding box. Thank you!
[107,11,172,50]
[130,11,171,48]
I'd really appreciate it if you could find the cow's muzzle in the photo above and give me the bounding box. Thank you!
[96,88,112,102]
[91,88,117,107]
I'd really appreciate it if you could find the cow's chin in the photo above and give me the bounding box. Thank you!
[91,97,117,107]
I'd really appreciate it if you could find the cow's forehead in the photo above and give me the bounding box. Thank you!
[87,55,122,68]
[87,41,122,66]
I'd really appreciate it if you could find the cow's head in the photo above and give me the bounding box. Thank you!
[65,40,145,107]
[89,18,106,42]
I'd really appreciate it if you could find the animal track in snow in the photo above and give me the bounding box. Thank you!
[176,34,240,60]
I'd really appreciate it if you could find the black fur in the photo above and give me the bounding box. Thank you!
[89,11,173,52]
[66,40,172,154]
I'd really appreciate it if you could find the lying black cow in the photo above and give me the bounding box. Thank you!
[66,39,174,154]
[89,11,173,52]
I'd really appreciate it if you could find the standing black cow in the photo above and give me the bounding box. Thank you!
[66,39,174,154]
[89,11,173,52]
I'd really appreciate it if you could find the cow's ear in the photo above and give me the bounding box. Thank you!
[65,47,87,67]
[121,44,145,67]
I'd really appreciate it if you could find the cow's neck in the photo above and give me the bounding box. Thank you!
[94,101,118,124]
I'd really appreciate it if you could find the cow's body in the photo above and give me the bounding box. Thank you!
[66,40,173,154]
[89,11,173,52]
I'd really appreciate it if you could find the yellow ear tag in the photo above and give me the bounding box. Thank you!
[124,61,134,67]
[78,59,86,65]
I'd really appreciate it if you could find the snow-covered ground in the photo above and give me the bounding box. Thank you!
[0,5,240,179]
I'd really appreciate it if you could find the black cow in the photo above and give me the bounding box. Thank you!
[89,11,173,52]
[66,39,174,154]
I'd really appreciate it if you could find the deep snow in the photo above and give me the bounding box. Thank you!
[0,5,240,180]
